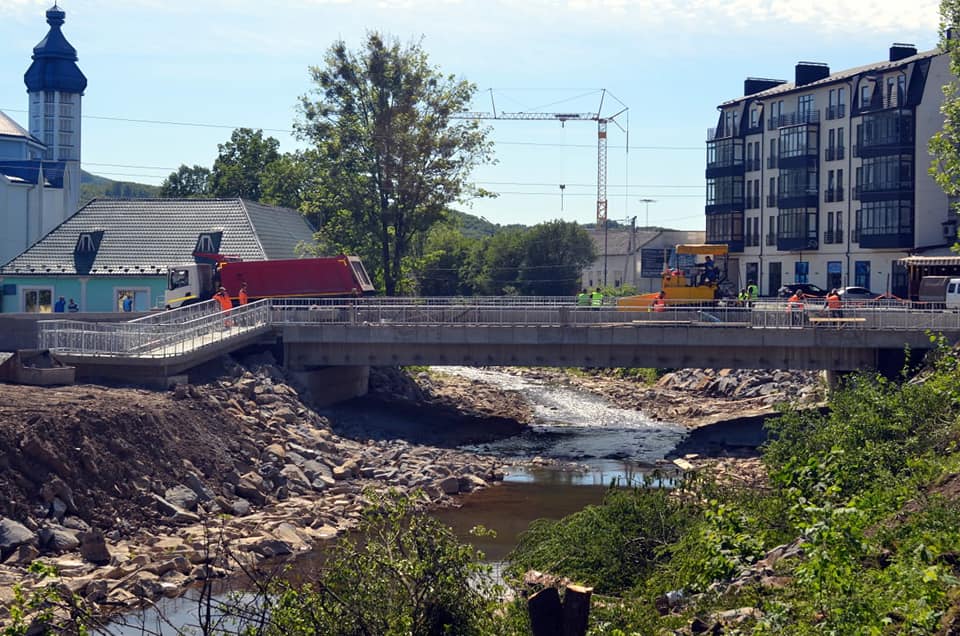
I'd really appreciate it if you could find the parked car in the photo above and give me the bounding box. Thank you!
[836,286,878,301]
[777,283,828,298]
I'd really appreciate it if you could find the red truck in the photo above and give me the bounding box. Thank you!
[164,255,375,309]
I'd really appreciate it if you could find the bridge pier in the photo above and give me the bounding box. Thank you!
[285,361,370,407]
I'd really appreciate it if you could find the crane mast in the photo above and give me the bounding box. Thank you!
[453,90,627,226]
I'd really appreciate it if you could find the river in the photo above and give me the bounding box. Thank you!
[100,367,689,634]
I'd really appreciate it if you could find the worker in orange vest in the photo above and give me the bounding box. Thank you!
[238,282,249,306]
[652,290,667,312]
[826,289,842,318]
[787,291,805,326]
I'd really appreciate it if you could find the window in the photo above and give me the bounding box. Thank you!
[853,209,862,242]
[798,94,814,115]
[838,87,846,110]
[44,92,55,103]
[75,233,96,253]
[778,208,818,242]
[779,125,817,158]
[861,200,912,237]
[826,211,835,242]
[860,84,871,108]
[705,212,743,244]
[836,212,843,243]
[887,77,895,104]
[795,261,809,284]
[60,92,73,104]
[59,117,72,132]
[23,288,53,313]
[837,126,845,155]
[837,169,844,191]
[58,133,72,148]
[168,269,190,290]
[897,75,906,102]
[828,170,835,192]
[114,288,152,312]
[828,129,835,156]
[750,108,758,128]
[827,261,842,289]
[855,261,871,289]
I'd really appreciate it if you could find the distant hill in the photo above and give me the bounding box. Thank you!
[448,209,526,237]
[80,170,159,204]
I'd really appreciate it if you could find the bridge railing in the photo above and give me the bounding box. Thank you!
[38,300,272,358]
[126,299,221,326]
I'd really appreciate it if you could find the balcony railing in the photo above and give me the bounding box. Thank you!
[766,194,778,207]
[767,110,821,130]
[858,181,914,195]
[767,156,778,169]
[824,188,845,203]
[826,104,847,120]
[766,234,776,246]
[860,94,906,113]
[825,147,846,161]
[823,229,845,244]
[746,158,761,172]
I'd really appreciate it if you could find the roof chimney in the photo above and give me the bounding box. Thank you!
[744,77,787,96]
[795,62,830,86]
[889,43,917,62]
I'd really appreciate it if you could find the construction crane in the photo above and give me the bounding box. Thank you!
[454,89,629,226]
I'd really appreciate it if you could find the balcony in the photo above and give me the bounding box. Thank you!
[826,104,847,120]
[859,94,906,114]
[824,146,845,161]
[858,180,914,202]
[778,188,819,209]
[824,188,845,203]
[744,234,760,248]
[768,110,820,130]
[767,156,778,169]
[766,194,778,207]
[766,234,776,246]
[745,158,761,172]
[823,230,843,244]
[858,110,914,157]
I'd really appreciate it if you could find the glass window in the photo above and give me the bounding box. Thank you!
[855,261,871,289]
[860,84,871,107]
[798,94,814,114]
[23,288,53,313]
[795,261,809,283]
[837,127,845,149]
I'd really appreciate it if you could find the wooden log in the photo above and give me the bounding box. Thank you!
[561,584,594,636]
[528,587,563,636]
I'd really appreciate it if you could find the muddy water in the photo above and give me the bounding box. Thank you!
[100,369,687,634]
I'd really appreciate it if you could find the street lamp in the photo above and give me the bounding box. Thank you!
[639,198,656,228]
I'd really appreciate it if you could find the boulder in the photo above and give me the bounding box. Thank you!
[438,476,460,495]
[235,472,267,506]
[184,474,215,502]
[230,499,252,517]
[39,526,80,552]
[0,517,37,559]
[164,485,199,512]
[79,531,111,565]
[458,474,487,492]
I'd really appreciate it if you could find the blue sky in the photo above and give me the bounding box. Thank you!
[0,0,943,229]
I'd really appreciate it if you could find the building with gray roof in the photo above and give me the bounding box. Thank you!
[0,198,315,313]
[705,39,954,298]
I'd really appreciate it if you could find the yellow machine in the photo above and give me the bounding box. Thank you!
[617,244,729,310]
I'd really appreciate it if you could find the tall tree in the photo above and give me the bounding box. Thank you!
[159,164,211,198]
[211,128,281,201]
[296,33,493,295]
[930,0,960,227]
[518,220,595,295]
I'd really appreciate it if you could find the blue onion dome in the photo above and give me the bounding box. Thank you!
[24,5,87,93]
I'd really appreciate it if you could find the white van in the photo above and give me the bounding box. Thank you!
[919,276,960,309]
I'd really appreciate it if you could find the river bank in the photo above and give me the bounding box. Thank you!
[0,359,819,630]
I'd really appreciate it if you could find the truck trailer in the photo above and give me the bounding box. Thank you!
[164,255,374,309]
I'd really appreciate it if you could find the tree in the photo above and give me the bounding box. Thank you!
[473,229,526,295]
[295,33,493,295]
[518,220,595,295]
[930,0,960,235]
[211,128,281,201]
[416,222,480,295]
[265,490,499,635]
[158,164,211,198]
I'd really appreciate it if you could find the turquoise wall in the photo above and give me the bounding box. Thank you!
[0,275,166,313]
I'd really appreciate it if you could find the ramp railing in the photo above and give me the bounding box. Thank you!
[38,299,272,358]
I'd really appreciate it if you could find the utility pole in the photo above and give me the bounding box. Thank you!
[639,198,656,229]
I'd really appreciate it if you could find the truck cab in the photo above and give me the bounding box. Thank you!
[165,263,216,309]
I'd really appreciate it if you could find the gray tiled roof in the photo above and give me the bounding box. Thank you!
[720,48,941,107]
[0,198,316,275]
[0,110,34,141]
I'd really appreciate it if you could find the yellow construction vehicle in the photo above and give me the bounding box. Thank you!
[617,244,729,310]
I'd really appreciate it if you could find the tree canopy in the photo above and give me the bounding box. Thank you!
[158,164,211,198]
[295,33,493,295]
[211,128,282,200]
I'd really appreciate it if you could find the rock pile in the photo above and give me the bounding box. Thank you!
[0,354,508,624]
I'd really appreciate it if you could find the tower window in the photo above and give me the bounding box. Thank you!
[75,232,102,253]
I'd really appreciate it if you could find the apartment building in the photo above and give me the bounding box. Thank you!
[705,42,954,297]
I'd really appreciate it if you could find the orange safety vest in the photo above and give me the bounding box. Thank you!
[826,294,841,309]
[653,297,667,312]
[787,294,804,312]
[215,291,233,312]
[238,289,249,305]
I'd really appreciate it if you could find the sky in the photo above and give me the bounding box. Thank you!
[0,0,944,230]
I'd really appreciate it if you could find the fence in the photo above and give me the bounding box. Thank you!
[37,297,960,360]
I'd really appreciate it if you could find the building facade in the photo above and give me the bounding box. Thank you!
[705,42,954,297]
[0,199,316,313]
[582,227,705,292]
[0,5,86,267]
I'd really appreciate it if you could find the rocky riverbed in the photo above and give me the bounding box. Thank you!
[0,358,822,629]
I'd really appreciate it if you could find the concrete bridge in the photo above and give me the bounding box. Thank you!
[35,297,960,387]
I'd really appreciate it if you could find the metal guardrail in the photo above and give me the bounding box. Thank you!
[37,296,960,360]
[38,299,272,358]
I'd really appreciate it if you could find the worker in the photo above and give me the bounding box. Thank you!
[576,288,590,307]
[737,288,748,306]
[787,290,805,326]
[747,281,759,302]
[591,287,603,308]
[238,282,249,306]
[826,288,842,318]
[214,286,234,326]
[652,290,667,312]
[699,256,718,285]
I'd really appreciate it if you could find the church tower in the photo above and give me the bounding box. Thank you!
[23,4,87,219]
